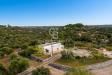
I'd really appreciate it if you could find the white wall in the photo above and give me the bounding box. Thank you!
[43,43,64,55]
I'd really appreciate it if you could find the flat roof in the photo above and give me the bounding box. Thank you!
[42,42,61,46]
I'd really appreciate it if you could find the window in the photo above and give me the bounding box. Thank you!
[45,49,49,53]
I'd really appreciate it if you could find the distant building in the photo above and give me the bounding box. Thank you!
[42,42,64,56]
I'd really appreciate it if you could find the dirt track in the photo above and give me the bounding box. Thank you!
[91,65,112,75]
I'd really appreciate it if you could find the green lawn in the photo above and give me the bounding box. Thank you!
[55,57,110,68]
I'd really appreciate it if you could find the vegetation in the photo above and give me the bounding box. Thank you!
[0,24,112,74]
[8,56,29,75]
[91,49,106,59]
[19,46,36,57]
[63,38,75,48]
[56,56,109,68]
[32,67,51,75]
[0,24,112,53]
[105,46,112,51]
[0,63,7,75]
[0,47,13,58]
[33,45,44,57]
[65,68,92,75]
[61,50,75,60]
[56,49,109,68]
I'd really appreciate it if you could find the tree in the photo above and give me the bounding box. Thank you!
[9,57,29,75]
[61,50,75,60]
[19,46,36,57]
[0,50,4,58]
[29,40,39,46]
[9,53,18,60]
[2,47,13,55]
[63,39,74,48]
[0,63,6,75]
[80,35,92,42]
[33,45,44,56]
[73,23,84,28]
[32,67,51,75]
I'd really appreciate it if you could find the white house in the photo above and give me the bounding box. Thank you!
[42,42,64,56]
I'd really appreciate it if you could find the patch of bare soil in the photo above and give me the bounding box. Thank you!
[91,65,112,75]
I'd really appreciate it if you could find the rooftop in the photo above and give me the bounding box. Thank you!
[42,42,61,46]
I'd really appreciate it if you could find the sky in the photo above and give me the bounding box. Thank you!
[0,0,112,26]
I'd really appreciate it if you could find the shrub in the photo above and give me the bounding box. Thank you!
[91,50,105,59]
[8,57,29,75]
[9,53,18,60]
[65,68,92,75]
[32,67,51,75]
[105,46,112,51]
[0,50,4,58]
[0,63,7,75]
[61,50,75,60]
[19,47,36,57]
[2,47,13,55]
[0,47,13,58]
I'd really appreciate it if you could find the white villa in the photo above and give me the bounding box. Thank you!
[42,42,64,56]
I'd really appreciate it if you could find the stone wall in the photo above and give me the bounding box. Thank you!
[30,54,61,62]
[30,55,43,62]
[49,63,71,71]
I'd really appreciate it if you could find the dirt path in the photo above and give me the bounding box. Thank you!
[91,65,112,75]
[45,65,65,75]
